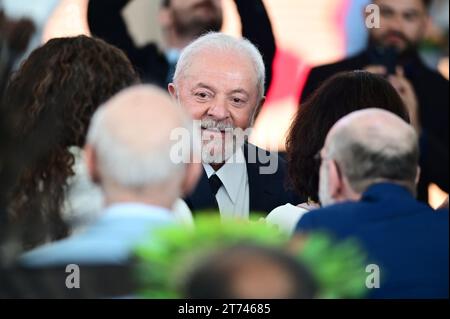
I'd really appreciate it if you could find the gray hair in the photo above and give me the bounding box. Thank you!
[86,95,193,189]
[327,124,420,194]
[173,32,266,100]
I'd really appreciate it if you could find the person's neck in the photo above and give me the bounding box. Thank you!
[164,30,196,51]
[210,162,225,171]
[366,42,421,66]
[103,187,178,210]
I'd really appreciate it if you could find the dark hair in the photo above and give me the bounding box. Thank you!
[183,243,318,299]
[286,71,410,202]
[1,35,139,250]
[0,12,35,251]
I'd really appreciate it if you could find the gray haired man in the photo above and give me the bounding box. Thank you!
[169,32,301,219]
[296,109,449,299]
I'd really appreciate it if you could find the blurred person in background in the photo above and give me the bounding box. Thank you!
[0,8,35,202]
[20,85,202,267]
[423,0,449,71]
[1,35,139,251]
[0,0,60,68]
[0,8,35,263]
[88,0,276,92]
[296,109,449,299]
[267,71,410,234]
[169,32,300,219]
[301,0,449,203]
[182,243,317,299]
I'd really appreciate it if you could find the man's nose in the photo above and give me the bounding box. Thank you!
[207,99,230,120]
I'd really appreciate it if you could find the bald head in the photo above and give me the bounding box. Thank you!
[324,109,419,195]
[183,244,317,299]
[327,108,417,155]
[86,85,193,192]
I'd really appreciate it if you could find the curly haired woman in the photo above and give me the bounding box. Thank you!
[2,35,140,250]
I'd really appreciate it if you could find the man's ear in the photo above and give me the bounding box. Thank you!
[84,144,101,185]
[328,160,344,200]
[181,162,202,197]
[168,83,178,100]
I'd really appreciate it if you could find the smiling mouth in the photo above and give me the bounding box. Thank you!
[202,128,225,134]
[202,126,234,130]
[386,36,403,42]
[201,127,235,138]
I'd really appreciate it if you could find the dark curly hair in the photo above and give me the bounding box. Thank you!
[286,71,410,203]
[1,35,139,250]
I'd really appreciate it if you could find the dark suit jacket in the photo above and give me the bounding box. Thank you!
[87,0,276,91]
[185,143,302,217]
[301,49,449,202]
[296,183,449,299]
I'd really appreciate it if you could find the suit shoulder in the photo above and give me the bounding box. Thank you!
[245,143,284,159]
[433,208,449,221]
[309,53,367,77]
[134,43,164,61]
[302,52,367,101]
[421,67,449,89]
[245,143,287,168]
[299,201,362,223]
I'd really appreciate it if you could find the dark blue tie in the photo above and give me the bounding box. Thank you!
[208,174,223,196]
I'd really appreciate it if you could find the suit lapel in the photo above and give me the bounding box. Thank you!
[186,143,277,216]
[243,143,274,215]
[185,170,218,213]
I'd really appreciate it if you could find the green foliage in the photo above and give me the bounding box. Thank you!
[134,213,287,298]
[133,214,368,299]
[300,232,368,299]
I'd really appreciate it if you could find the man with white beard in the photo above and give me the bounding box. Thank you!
[295,108,449,299]
[168,32,300,219]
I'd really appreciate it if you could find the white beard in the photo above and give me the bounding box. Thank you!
[201,130,243,164]
[200,115,248,164]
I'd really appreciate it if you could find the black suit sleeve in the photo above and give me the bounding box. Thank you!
[420,130,449,194]
[235,0,276,93]
[87,0,141,64]
[300,64,339,104]
[88,0,276,92]
[300,68,321,103]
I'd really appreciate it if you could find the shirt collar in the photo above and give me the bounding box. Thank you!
[362,182,413,202]
[203,148,247,204]
[165,48,181,65]
[101,202,174,223]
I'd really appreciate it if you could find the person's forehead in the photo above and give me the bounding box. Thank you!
[374,0,425,12]
[189,48,254,68]
[180,51,258,89]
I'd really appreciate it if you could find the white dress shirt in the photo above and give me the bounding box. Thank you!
[266,203,319,235]
[203,148,250,219]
